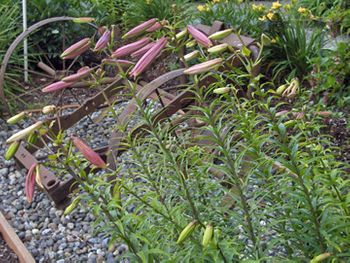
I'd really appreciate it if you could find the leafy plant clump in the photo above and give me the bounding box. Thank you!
[3,4,350,263]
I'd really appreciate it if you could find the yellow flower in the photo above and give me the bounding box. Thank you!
[258,15,267,21]
[252,4,265,12]
[284,4,291,10]
[266,12,275,20]
[197,5,209,12]
[271,1,282,10]
[298,7,308,14]
[271,38,277,44]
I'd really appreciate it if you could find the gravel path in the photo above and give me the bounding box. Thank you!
[0,116,128,262]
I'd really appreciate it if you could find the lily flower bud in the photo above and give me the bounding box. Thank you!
[131,42,156,59]
[112,38,150,58]
[102,59,135,68]
[6,121,43,144]
[311,253,331,263]
[146,22,162,33]
[7,111,26,125]
[202,224,214,247]
[185,40,197,48]
[130,37,168,78]
[208,28,233,40]
[60,38,90,59]
[184,58,223,75]
[175,29,188,40]
[213,87,231,94]
[5,141,20,160]
[207,43,229,54]
[42,81,73,93]
[64,196,81,215]
[25,163,37,203]
[184,50,200,62]
[187,25,212,47]
[94,30,110,51]
[71,136,107,168]
[62,67,94,82]
[42,105,57,114]
[177,220,198,244]
[123,18,157,39]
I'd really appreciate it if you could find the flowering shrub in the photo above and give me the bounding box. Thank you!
[4,12,350,263]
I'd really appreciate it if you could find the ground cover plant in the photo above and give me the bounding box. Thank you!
[2,0,350,262]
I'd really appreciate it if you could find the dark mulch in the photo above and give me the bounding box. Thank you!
[0,233,18,263]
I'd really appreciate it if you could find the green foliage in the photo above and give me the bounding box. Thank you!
[122,0,193,29]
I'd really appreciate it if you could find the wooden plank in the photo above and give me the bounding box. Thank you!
[0,211,35,263]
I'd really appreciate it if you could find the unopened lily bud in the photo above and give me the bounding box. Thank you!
[213,87,231,94]
[275,110,289,117]
[5,141,20,160]
[131,42,156,59]
[35,165,44,189]
[60,38,90,59]
[64,196,81,215]
[71,136,107,168]
[177,220,198,244]
[314,111,332,117]
[202,224,214,247]
[6,121,43,144]
[42,81,73,93]
[311,253,331,263]
[184,58,223,75]
[175,29,188,40]
[186,40,197,48]
[25,163,37,203]
[276,84,287,95]
[94,30,110,51]
[188,25,212,47]
[62,67,93,82]
[146,22,162,32]
[130,37,168,78]
[261,33,272,46]
[27,132,38,145]
[208,28,233,40]
[42,105,56,114]
[184,50,200,62]
[7,111,26,125]
[73,17,95,23]
[207,43,229,54]
[112,38,150,58]
[123,18,157,39]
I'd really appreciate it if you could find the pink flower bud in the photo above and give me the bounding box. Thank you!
[62,67,93,82]
[123,18,157,39]
[112,38,150,58]
[25,163,37,203]
[71,136,107,168]
[183,58,223,75]
[63,42,90,60]
[130,37,167,78]
[42,81,73,93]
[73,17,95,23]
[94,30,111,51]
[131,42,156,59]
[60,38,90,59]
[187,25,212,47]
[146,22,162,33]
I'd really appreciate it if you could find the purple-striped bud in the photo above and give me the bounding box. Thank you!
[25,163,37,203]
[146,22,162,33]
[123,18,157,39]
[60,38,90,59]
[131,42,156,59]
[71,136,107,168]
[62,67,94,82]
[42,81,73,93]
[183,58,223,75]
[187,25,212,47]
[102,59,135,68]
[94,30,110,51]
[112,38,150,58]
[130,37,167,78]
